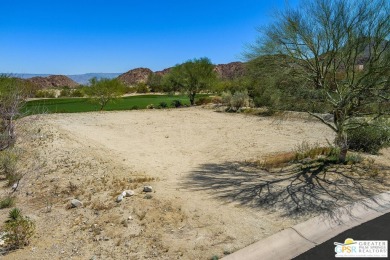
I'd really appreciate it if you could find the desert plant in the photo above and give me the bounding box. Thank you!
[221,91,232,106]
[59,88,71,97]
[0,76,29,151]
[171,100,182,108]
[70,89,84,97]
[347,121,390,154]
[34,89,56,98]
[196,96,213,105]
[135,82,149,93]
[0,149,21,186]
[158,102,168,108]
[3,208,35,249]
[230,90,250,111]
[248,0,390,162]
[86,78,126,111]
[164,57,217,105]
[0,196,15,209]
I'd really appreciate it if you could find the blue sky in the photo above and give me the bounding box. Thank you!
[0,0,297,74]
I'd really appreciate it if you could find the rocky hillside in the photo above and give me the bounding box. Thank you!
[214,62,246,80]
[117,68,152,86]
[26,75,79,89]
[154,68,172,76]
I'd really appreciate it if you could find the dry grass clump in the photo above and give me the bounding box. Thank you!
[259,141,361,170]
[260,151,297,170]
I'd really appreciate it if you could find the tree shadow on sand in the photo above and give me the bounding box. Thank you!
[183,159,389,218]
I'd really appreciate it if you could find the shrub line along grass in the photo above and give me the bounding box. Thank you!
[23,94,209,115]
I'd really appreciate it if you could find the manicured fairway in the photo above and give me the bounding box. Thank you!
[23,94,195,114]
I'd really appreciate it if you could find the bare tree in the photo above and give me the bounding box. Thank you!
[248,0,390,161]
[0,76,29,151]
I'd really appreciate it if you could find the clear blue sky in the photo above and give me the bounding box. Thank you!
[0,0,297,74]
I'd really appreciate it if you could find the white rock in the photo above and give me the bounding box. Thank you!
[116,195,123,203]
[123,190,135,197]
[143,186,153,192]
[121,191,127,197]
[71,199,83,208]
[128,216,133,220]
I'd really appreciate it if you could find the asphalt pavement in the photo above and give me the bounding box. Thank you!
[294,212,390,260]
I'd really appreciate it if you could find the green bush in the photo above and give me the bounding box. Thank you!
[59,88,71,97]
[196,96,213,105]
[34,89,56,98]
[70,89,84,97]
[347,123,390,154]
[171,100,183,108]
[158,101,168,108]
[3,208,35,249]
[135,83,149,93]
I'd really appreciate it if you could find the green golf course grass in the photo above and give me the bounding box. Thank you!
[23,94,205,115]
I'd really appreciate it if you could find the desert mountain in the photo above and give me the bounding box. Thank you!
[214,62,246,80]
[117,62,246,86]
[26,75,79,89]
[118,68,153,86]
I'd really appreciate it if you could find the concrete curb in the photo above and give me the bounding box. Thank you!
[223,191,390,260]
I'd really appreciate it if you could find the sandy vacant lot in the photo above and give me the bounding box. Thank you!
[1,108,387,259]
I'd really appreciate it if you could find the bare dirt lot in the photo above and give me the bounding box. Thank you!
[1,108,389,259]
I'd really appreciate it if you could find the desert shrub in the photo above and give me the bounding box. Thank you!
[347,122,390,154]
[34,89,56,98]
[135,83,149,93]
[230,90,250,111]
[59,88,71,97]
[171,100,182,108]
[125,86,137,94]
[221,91,232,106]
[211,96,222,104]
[146,104,155,109]
[158,102,168,108]
[3,208,35,249]
[70,89,84,97]
[196,96,213,105]
[0,149,20,186]
[0,196,15,209]
[294,141,338,160]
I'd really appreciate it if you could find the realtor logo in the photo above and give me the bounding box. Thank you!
[334,238,388,258]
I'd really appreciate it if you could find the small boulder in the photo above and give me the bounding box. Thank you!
[123,190,135,197]
[116,195,123,203]
[143,186,153,192]
[71,199,83,208]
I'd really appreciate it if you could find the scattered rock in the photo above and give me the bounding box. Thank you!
[123,190,135,197]
[71,199,83,208]
[12,183,18,190]
[116,195,123,203]
[128,216,133,220]
[143,186,153,192]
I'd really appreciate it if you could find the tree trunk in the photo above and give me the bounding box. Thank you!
[335,131,348,163]
[189,92,196,106]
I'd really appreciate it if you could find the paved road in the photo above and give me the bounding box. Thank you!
[294,212,390,260]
